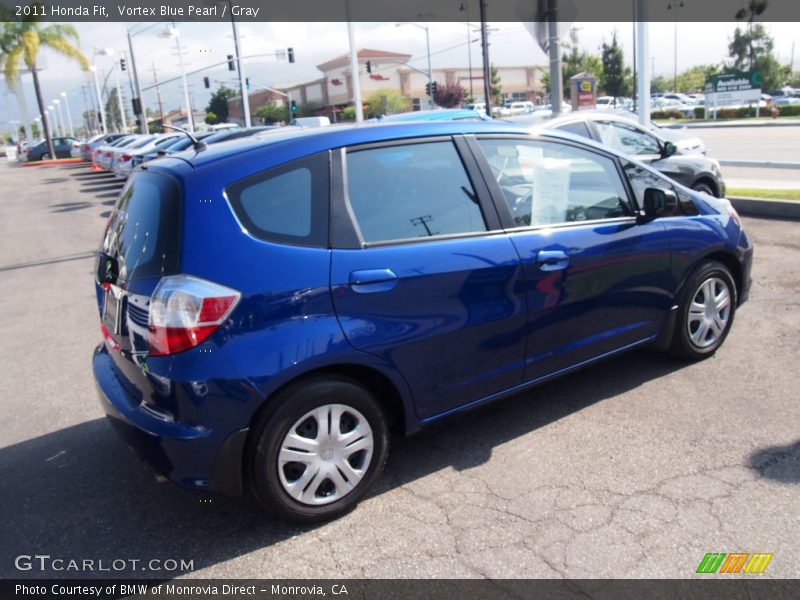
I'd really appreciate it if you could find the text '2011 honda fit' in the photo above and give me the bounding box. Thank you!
[93,121,752,522]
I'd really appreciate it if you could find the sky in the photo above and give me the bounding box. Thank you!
[2,20,798,131]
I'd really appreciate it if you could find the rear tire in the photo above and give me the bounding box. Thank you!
[250,377,389,523]
[41,152,50,160]
[670,260,736,360]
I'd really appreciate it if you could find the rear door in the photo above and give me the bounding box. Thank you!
[329,137,526,420]
[470,135,673,382]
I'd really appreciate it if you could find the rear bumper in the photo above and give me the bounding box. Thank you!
[93,343,246,496]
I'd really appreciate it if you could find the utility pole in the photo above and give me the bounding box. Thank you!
[152,62,165,123]
[479,0,491,118]
[224,0,251,128]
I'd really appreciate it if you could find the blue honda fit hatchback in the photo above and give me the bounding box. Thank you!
[93,121,752,521]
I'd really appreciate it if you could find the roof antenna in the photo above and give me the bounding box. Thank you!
[161,124,206,151]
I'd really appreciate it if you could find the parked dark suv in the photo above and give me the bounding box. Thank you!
[93,121,752,522]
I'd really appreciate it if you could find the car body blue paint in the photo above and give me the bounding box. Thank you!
[93,120,752,496]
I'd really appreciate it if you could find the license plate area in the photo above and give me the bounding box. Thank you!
[102,288,128,337]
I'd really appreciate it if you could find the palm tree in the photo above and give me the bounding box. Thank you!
[1,17,88,159]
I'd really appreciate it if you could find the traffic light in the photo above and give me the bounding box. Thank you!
[227,54,235,71]
[120,58,126,71]
[427,81,437,97]
[287,47,295,63]
[131,98,142,114]
[245,78,250,90]
[203,77,210,89]
[366,61,372,74]
[290,100,297,113]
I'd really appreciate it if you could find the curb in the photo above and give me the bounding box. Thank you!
[728,196,800,220]
[661,120,800,129]
[21,158,84,167]
[719,159,800,169]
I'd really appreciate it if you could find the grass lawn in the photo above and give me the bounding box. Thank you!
[727,188,800,201]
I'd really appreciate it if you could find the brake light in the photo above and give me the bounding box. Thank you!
[147,275,240,356]
[83,145,90,151]
[105,152,112,157]
[120,155,132,162]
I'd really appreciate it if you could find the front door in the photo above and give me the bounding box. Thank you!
[472,136,674,382]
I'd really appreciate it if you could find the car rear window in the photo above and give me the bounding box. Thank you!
[102,172,181,281]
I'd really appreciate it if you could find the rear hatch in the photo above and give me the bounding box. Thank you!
[96,170,181,359]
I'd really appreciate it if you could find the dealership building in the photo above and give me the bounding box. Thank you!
[228,48,546,122]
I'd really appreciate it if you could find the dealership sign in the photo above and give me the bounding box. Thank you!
[705,71,762,107]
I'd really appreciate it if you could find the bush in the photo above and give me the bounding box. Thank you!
[779,104,800,117]
[340,106,356,121]
[651,109,685,119]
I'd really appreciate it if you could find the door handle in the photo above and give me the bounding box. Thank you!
[536,250,569,272]
[348,269,398,293]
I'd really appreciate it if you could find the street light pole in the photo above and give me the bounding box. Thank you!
[127,28,148,134]
[460,3,474,100]
[396,23,434,108]
[60,92,75,137]
[90,68,106,134]
[52,99,65,136]
[114,56,127,132]
[345,5,363,122]
[226,0,251,128]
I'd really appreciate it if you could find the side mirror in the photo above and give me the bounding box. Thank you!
[661,140,677,158]
[640,187,678,222]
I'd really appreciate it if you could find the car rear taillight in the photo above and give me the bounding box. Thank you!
[83,145,90,151]
[148,275,240,356]
[105,152,112,157]
[120,155,132,162]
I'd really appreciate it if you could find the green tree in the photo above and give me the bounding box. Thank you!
[600,31,631,98]
[0,16,89,159]
[364,88,409,117]
[676,64,721,93]
[726,5,788,92]
[255,102,288,124]
[340,106,356,121]
[490,65,502,105]
[104,88,124,132]
[433,82,466,108]
[205,85,236,124]
[650,75,671,94]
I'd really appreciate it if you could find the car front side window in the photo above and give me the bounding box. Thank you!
[595,121,662,156]
[477,138,632,227]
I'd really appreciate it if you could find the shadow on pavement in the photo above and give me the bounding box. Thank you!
[748,440,800,484]
[1,350,689,578]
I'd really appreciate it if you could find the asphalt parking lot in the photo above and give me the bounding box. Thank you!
[0,160,798,579]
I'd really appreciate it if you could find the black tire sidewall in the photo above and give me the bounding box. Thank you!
[250,378,389,523]
[672,261,737,359]
[692,183,714,196]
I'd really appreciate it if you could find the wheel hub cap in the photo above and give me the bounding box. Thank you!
[277,404,374,506]
[687,276,731,349]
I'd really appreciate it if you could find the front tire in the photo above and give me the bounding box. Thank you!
[670,260,736,360]
[41,152,50,161]
[250,377,389,523]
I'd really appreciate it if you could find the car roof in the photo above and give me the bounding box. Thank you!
[378,109,489,122]
[168,121,528,168]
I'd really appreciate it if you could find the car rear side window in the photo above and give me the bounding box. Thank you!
[345,141,486,244]
[225,152,329,247]
[103,172,180,281]
[555,121,592,139]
